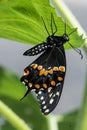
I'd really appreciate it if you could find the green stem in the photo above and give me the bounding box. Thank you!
[75,73,87,130]
[0,100,31,130]
[47,115,58,130]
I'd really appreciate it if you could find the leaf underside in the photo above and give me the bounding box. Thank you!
[0,0,84,49]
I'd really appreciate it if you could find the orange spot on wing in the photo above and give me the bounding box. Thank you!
[48,69,53,74]
[31,64,37,69]
[37,65,43,70]
[24,69,29,76]
[35,84,40,89]
[43,71,48,76]
[59,66,65,72]
[51,80,56,86]
[42,83,47,89]
[39,69,45,76]
[58,77,63,81]
[53,67,59,71]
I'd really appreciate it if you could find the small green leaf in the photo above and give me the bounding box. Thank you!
[0,0,84,49]
[57,110,78,130]
[0,66,25,99]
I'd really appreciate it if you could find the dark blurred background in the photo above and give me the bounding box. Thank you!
[0,0,87,115]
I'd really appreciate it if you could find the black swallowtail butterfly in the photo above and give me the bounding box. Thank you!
[20,14,83,115]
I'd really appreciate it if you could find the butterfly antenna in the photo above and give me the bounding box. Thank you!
[51,13,57,35]
[64,21,67,34]
[41,16,50,36]
[68,42,83,59]
[69,28,77,36]
[51,13,53,35]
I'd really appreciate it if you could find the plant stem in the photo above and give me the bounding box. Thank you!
[75,73,87,130]
[0,100,31,130]
[47,115,58,130]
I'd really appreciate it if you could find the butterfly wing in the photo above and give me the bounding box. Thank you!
[33,46,66,114]
[35,83,63,115]
[33,46,66,68]
[21,46,66,115]
[23,42,48,56]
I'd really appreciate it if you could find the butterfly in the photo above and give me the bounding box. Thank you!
[20,14,83,115]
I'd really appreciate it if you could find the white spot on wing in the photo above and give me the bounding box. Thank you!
[32,49,34,51]
[35,47,37,50]
[49,98,54,104]
[56,83,61,87]
[45,46,47,48]
[32,52,35,55]
[48,87,52,93]
[48,67,51,69]
[22,81,25,85]
[39,48,41,51]
[45,109,49,113]
[41,96,44,100]
[38,91,42,95]
[42,101,45,105]
[56,92,59,96]
[36,51,38,53]
[49,93,52,97]
[53,94,56,97]
[43,105,47,109]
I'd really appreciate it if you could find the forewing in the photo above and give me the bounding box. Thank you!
[33,46,66,68]
[23,42,48,56]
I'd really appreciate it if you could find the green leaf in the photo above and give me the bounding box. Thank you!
[0,66,25,99]
[57,110,78,130]
[0,0,84,49]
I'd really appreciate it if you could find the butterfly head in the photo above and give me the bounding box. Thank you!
[62,34,69,43]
